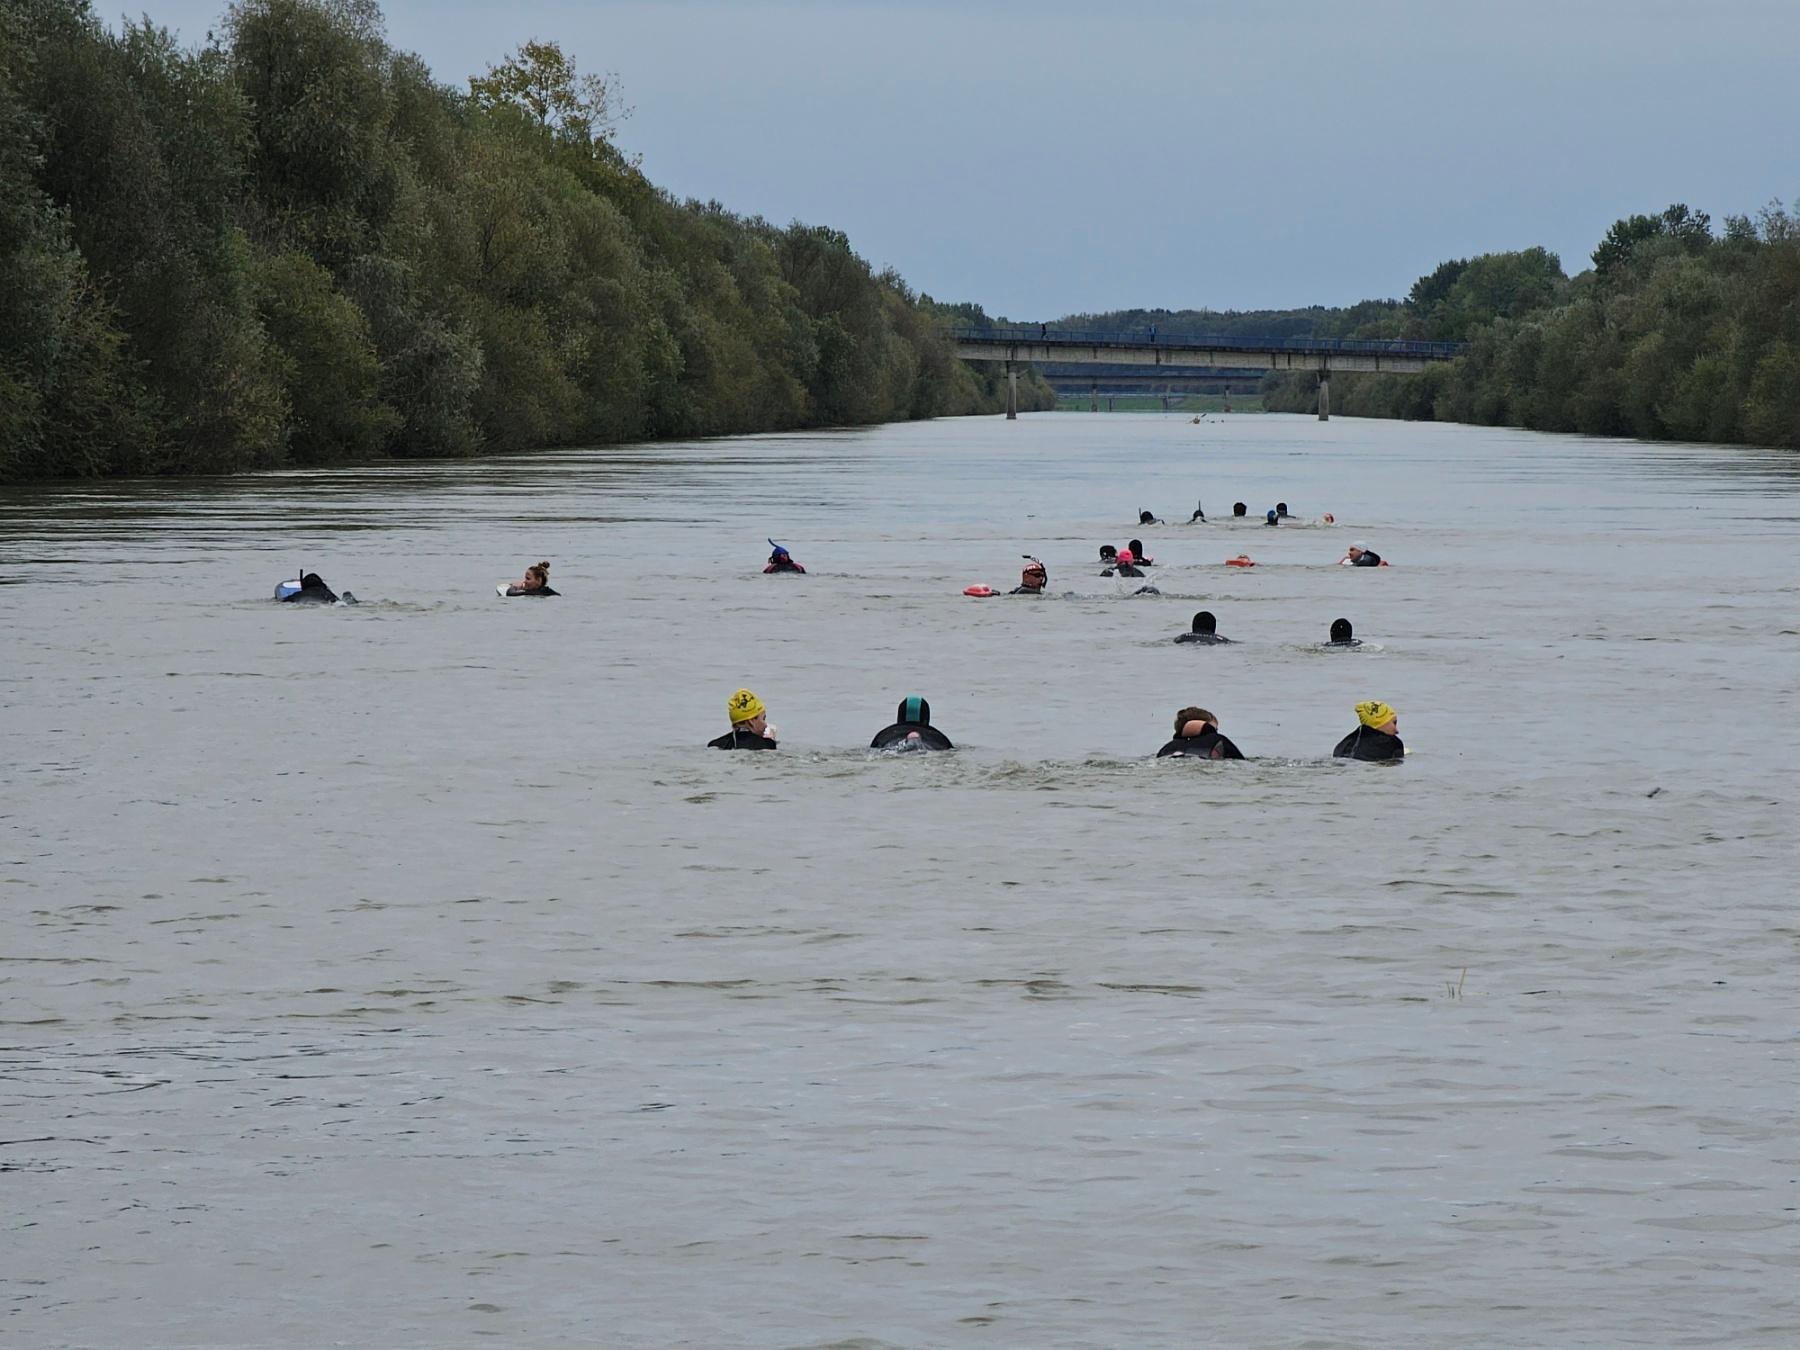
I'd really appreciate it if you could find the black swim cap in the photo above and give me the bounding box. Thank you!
[1099,544,1117,560]
[1194,610,1216,634]
[1128,539,1144,554]
[1330,617,1353,642]
[898,696,930,725]
[1233,502,1247,515]
[1276,502,1289,514]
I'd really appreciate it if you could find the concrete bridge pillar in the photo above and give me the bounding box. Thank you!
[1317,371,1331,421]
[1005,361,1018,420]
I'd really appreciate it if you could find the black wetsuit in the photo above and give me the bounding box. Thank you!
[1350,550,1383,567]
[1333,727,1404,761]
[765,559,805,574]
[1009,586,1045,596]
[1103,563,1146,578]
[282,573,339,603]
[1156,729,1245,759]
[1174,632,1233,644]
[869,724,955,750]
[504,584,559,597]
[708,728,779,750]
[1324,638,1363,649]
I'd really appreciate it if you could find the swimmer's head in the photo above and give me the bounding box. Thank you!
[1192,610,1217,635]
[1116,548,1135,566]
[1276,502,1289,515]
[897,695,931,726]
[1330,617,1353,643]
[1266,509,1278,524]
[1233,502,1247,516]
[1128,539,1145,555]
[728,688,766,725]
[1020,561,1046,590]
[1139,509,1155,524]
[1174,705,1217,734]
[1099,544,1117,562]
[1356,699,1398,735]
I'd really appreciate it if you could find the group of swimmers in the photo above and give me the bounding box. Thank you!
[277,521,1401,764]
[1176,613,1364,647]
[1138,501,1329,527]
[710,688,1404,762]
[276,559,559,602]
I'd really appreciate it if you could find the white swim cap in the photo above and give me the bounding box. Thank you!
[1351,540,1367,550]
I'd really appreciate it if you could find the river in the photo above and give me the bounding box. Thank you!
[3,412,1797,1347]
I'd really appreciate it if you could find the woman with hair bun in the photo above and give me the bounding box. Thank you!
[502,561,558,597]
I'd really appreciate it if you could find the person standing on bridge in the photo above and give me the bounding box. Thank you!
[1039,323,1047,339]
[1149,324,1157,345]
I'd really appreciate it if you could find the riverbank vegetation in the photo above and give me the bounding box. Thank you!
[0,0,1050,481]
[1255,203,1800,450]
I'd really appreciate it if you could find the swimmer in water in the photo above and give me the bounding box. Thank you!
[1156,706,1245,759]
[1011,558,1048,594]
[765,541,806,574]
[1334,700,1404,761]
[708,688,779,750]
[280,572,354,604]
[1189,498,1206,523]
[1138,508,1161,525]
[1099,544,1118,565]
[1341,541,1383,567]
[870,696,955,750]
[504,560,558,596]
[1110,548,1146,578]
[1276,502,1293,519]
[1175,611,1232,644]
[1265,509,1280,526]
[1325,617,1362,647]
[1232,502,1248,518]
[1127,538,1154,565]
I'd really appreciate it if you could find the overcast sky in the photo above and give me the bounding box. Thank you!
[127,0,1799,318]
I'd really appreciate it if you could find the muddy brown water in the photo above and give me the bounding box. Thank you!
[3,413,1797,1347]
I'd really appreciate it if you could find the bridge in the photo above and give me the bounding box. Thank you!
[951,326,1465,419]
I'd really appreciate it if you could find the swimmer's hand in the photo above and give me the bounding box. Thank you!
[764,724,779,741]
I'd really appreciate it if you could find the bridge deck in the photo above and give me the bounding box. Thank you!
[951,326,1461,375]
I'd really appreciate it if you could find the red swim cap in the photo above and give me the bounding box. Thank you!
[1117,548,1135,564]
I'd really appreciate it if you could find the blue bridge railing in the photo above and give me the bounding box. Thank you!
[952,326,1464,359]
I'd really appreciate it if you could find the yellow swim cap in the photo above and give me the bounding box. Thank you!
[1356,700,1396,729]
[728,688,766,724]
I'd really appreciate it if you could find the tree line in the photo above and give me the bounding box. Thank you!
[0,0,1051,482]
[1258,202,1800,449]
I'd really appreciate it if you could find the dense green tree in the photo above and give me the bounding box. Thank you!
[1263,202,1798,451]
[0,0,1033,481]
